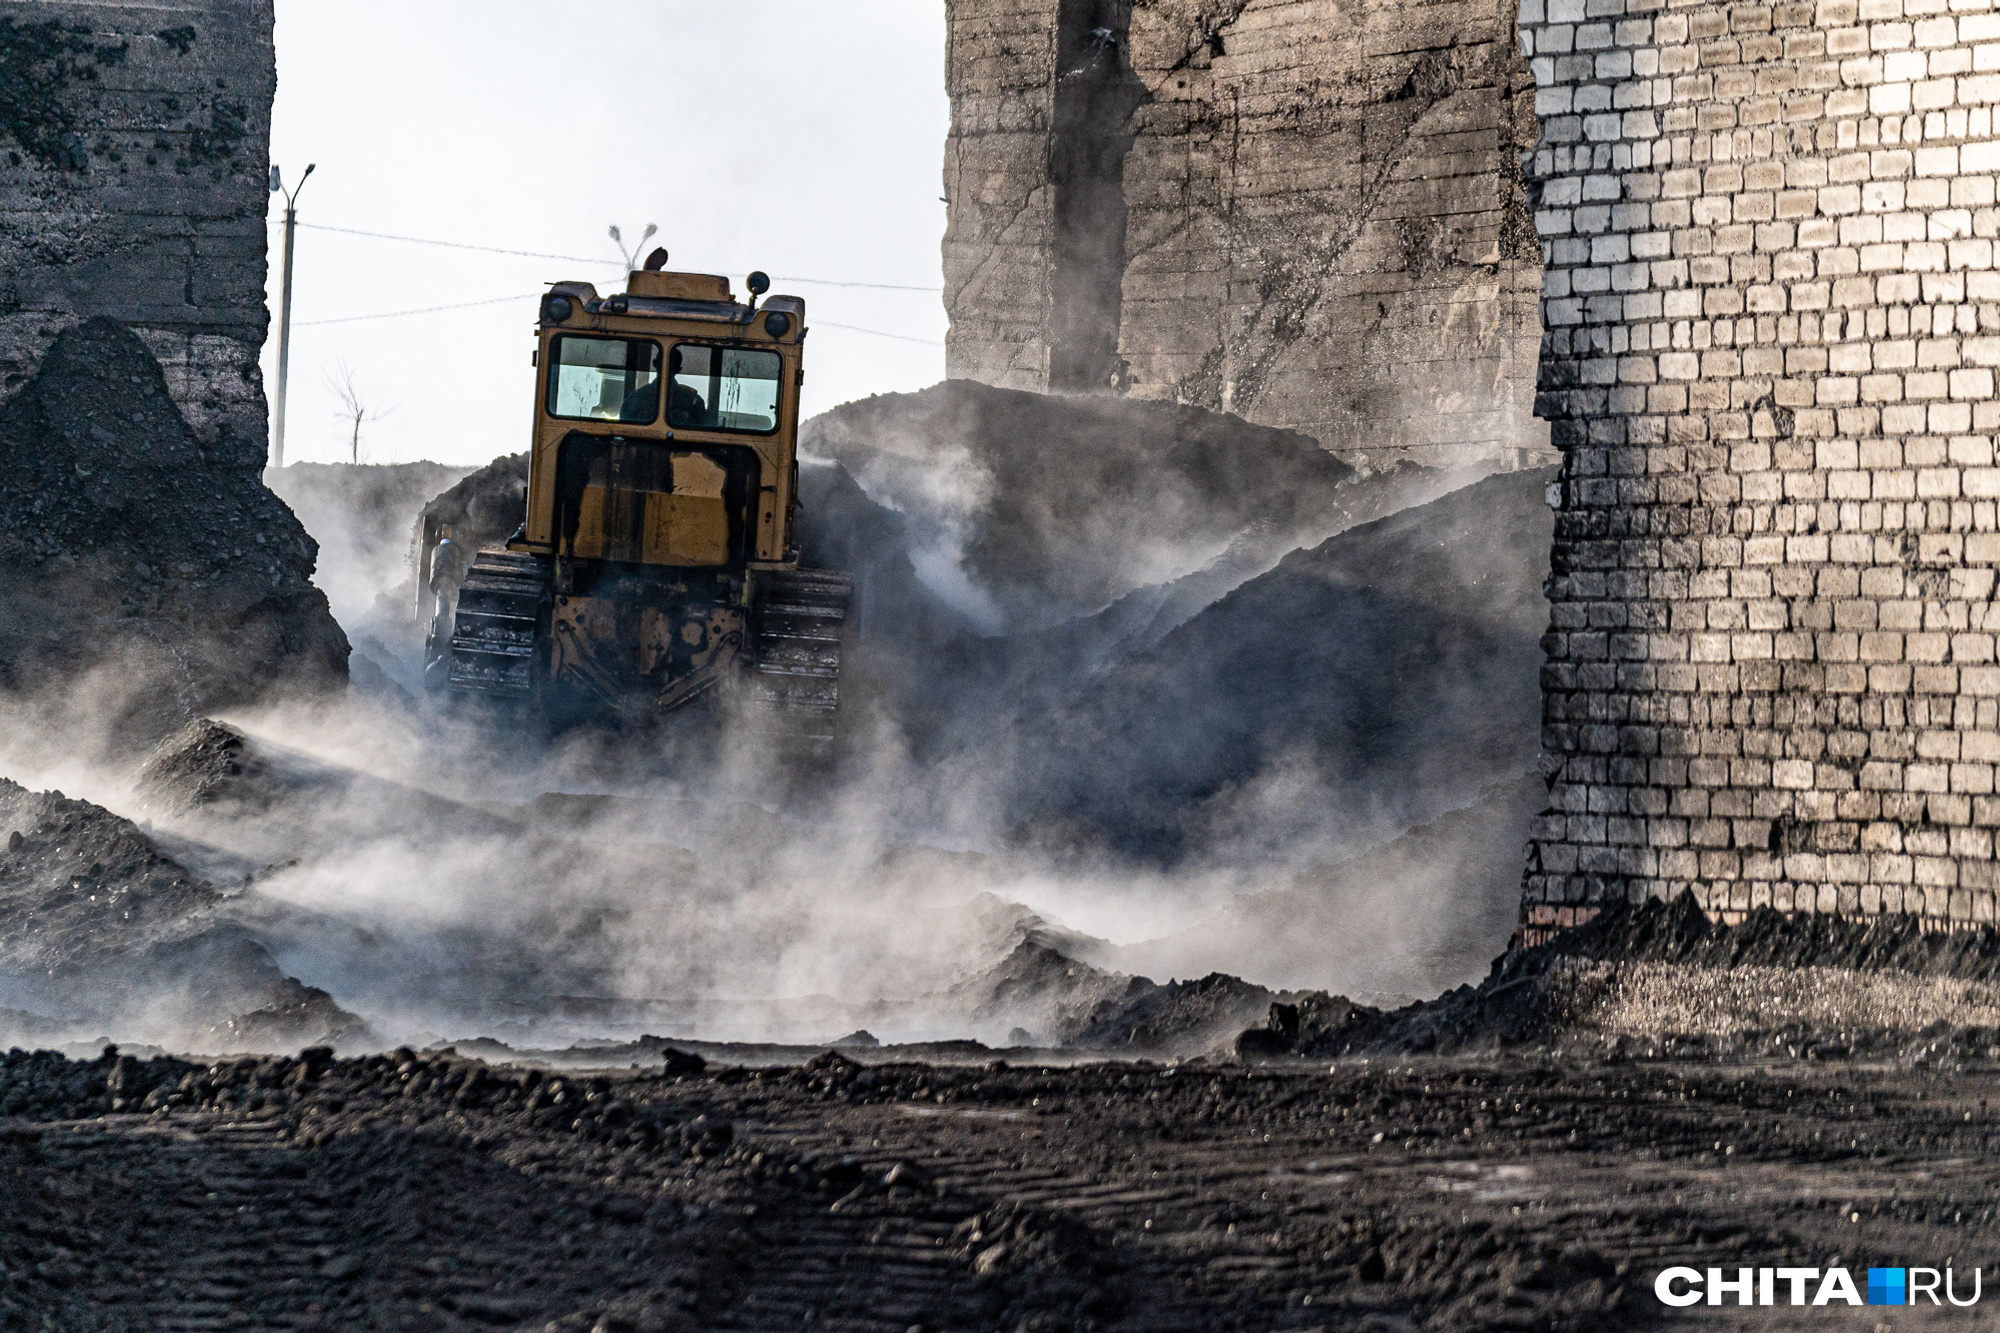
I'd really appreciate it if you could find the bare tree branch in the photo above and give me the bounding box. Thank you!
[324,360,396,464]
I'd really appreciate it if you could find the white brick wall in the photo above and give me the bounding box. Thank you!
[1521,0,2000,932]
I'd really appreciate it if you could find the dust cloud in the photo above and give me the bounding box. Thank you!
[0,350,1557,1057]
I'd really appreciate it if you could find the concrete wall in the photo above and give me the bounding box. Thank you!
[943,0,1556,469]
[0,0,274,468]
[945,0,1062,393]
[1519,0,2000,934]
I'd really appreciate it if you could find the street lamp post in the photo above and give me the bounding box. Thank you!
[269,161,316,468]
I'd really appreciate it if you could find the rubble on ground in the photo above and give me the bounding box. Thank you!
[7,1037,1999,1330]
[0,319,348,744]
[1237,893,2000,1062]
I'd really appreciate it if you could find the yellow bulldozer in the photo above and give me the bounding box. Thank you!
[422,252,850,759]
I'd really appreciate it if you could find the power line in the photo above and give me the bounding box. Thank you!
[815,320,943,346]
[296,293,539,326]
[776,276,940,293]
[295,291,944,345]
[294,222,605,265]
[287,220,942,292]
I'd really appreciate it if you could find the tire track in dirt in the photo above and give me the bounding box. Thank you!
[7,1049,2000,1329]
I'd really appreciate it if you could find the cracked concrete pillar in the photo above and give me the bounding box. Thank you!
[944,0,1554,470]
[0,0,276,470]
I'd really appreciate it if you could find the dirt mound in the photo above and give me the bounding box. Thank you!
[949,940,1140,1045]
[0,778,221,962]
[802,379,1357,628]
[0,318,348,743]
[135,716,523,855]
[796,458,985,647]
[1009,466,1555,864]
[415,451,529,562]
[132,717,263,814]
[945,937,1310,1057]
[1066,970,1297,1055]
[0,776,370,1050]
[1077,458,1505,660]
[200,987,373,1052]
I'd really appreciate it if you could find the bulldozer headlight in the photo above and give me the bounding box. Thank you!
[763,311,792,338]
[542,294,574,324]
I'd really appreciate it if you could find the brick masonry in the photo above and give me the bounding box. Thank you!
[1519,0,2000,933]
[945,0,1557,468]
[0,0,275,470]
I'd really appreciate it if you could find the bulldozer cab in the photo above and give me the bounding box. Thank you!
[430,263,846,759]
[516,268,806,573]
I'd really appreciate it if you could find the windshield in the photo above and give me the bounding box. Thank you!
[547,336,662,423]
[666,345,782,434]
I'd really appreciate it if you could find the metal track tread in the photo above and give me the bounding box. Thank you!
[750,568,852,761]
[446,547,547,701]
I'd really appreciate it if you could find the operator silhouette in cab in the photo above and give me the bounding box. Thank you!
[617,348,706,426]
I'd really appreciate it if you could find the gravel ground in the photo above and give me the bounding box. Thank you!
[3,1043,1998,1331]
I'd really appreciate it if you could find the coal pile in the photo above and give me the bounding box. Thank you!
[0,775,368,1051]
[802,379,1360,628]
[947,939,1141,1046]
[135,716,523,850]
[0,318,348,743]
[415,450,530,554]
[941,936,1313,1057]
[791,385,1548,892]
[411,449,529,596]
[1009,466,1556,863]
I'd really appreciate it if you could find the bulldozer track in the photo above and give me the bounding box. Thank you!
[445,547,547,702]
[749,568,852,761]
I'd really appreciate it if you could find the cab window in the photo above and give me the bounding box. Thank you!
[547,336,662,423]
[666,345,782,434]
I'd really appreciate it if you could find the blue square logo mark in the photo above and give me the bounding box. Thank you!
[1868,1268,1907,1306]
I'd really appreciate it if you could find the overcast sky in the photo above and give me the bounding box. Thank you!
[260,1,948,468]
